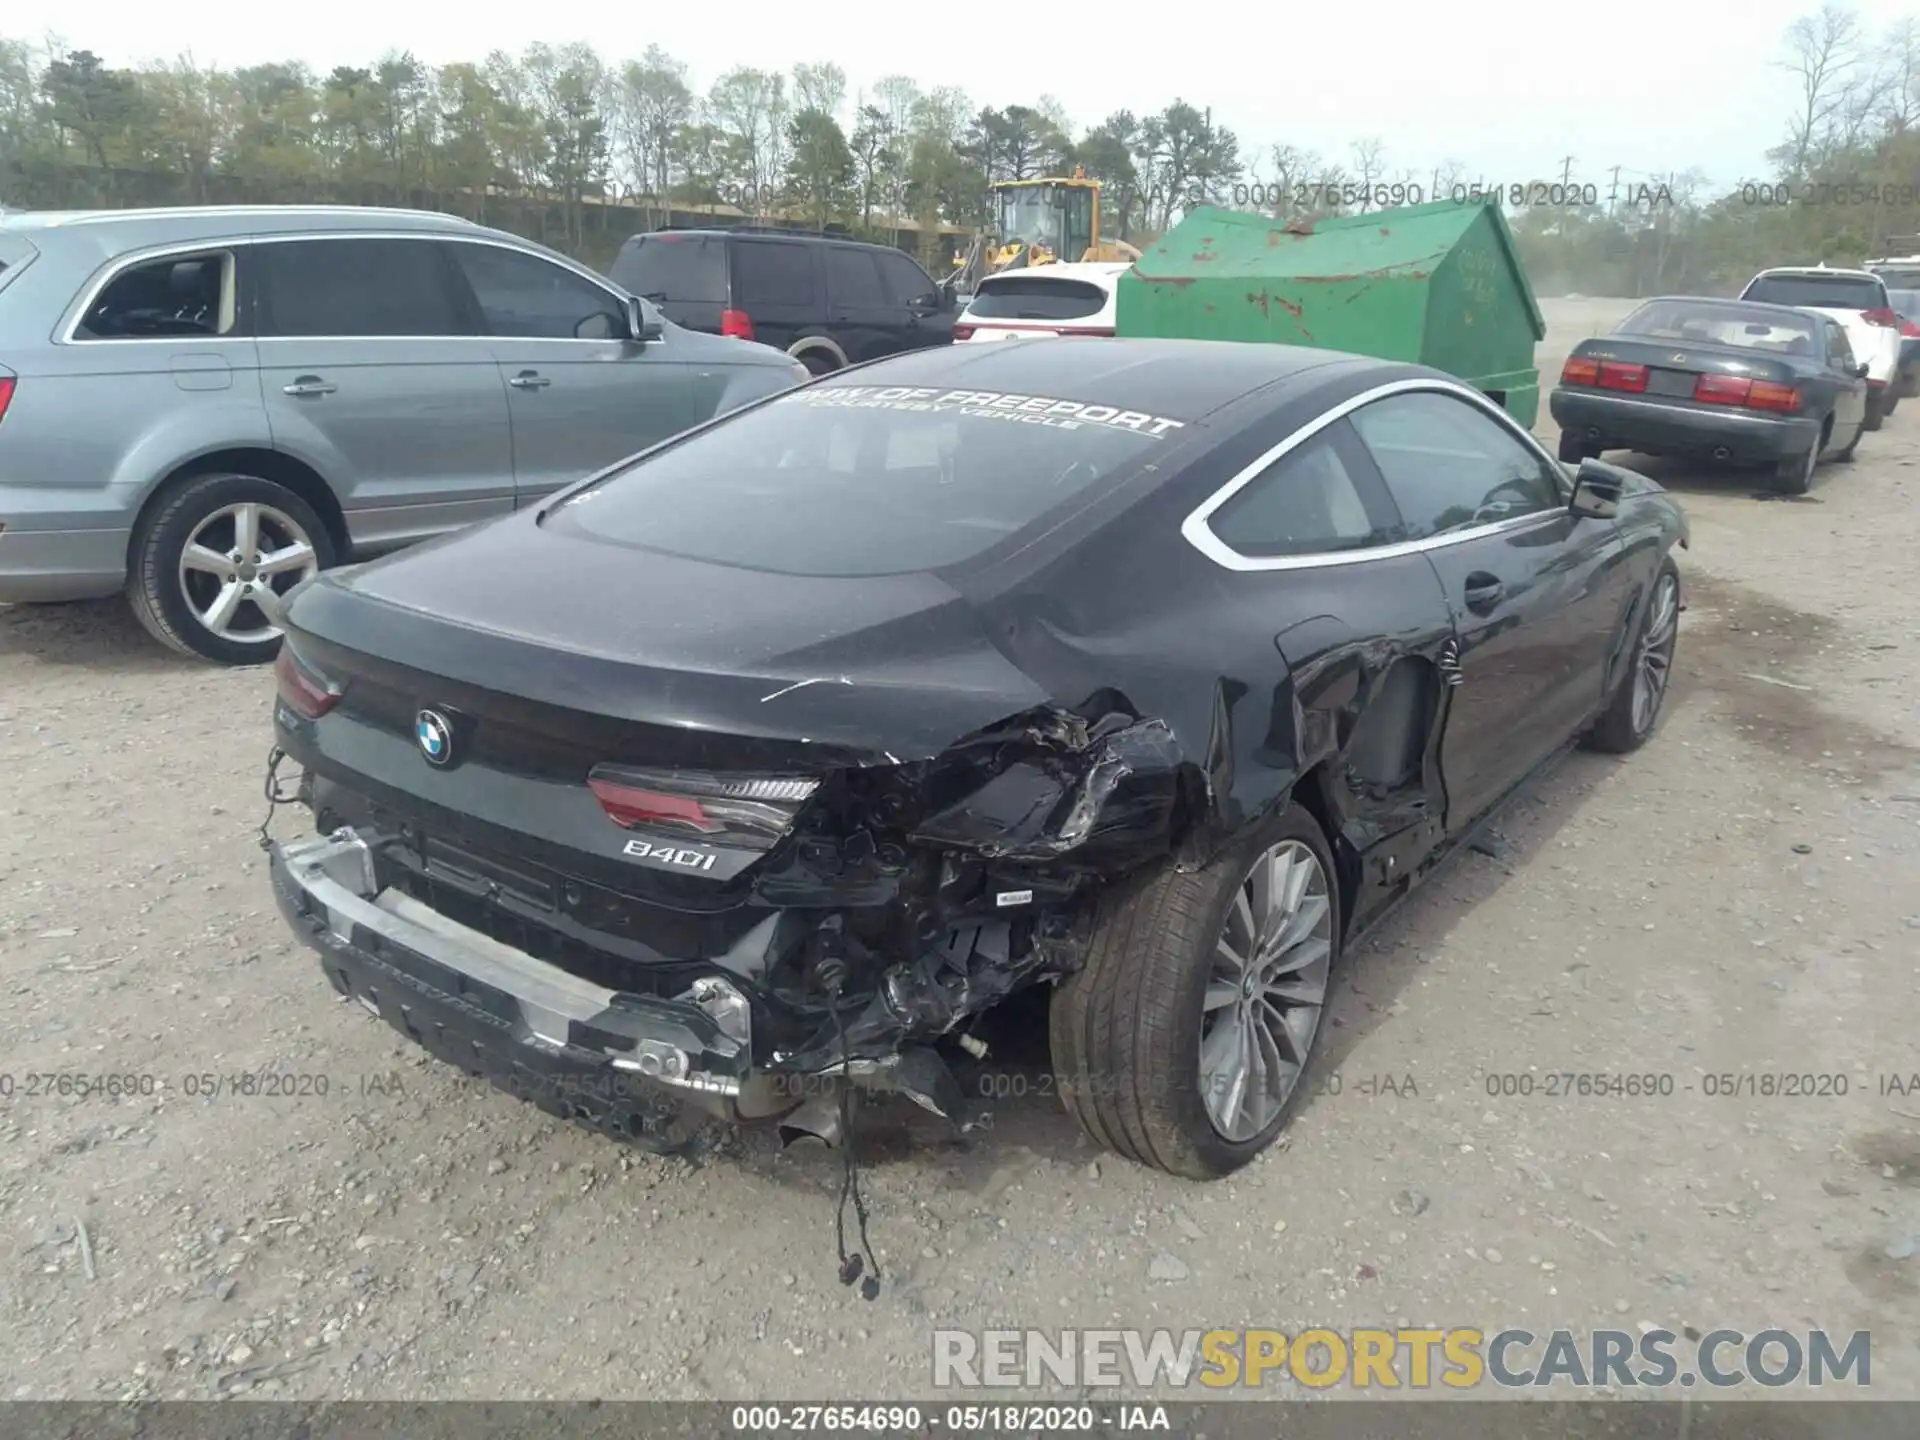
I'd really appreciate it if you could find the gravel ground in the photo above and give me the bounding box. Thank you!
[2,297,1918,1403]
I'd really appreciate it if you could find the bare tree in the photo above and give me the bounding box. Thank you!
[1775,3,1865,176]
[1877,16,1920,133]
[1262,143,1319,218]
[1350,136,1386,195]
[612,44,692,220]
[791,62,845,121]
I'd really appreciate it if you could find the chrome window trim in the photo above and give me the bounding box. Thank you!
[1180,376,1570,573]
[58,229,655,347]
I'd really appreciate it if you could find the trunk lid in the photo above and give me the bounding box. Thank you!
[1567,336,1807,412]
[278,511,1048,902]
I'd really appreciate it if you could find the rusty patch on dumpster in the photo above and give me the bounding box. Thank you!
[1276,297,1304,321]
[1282,218,1316,237]
[1141,275,1196,287]
[1378,227,1391,236]
[1246,289,1271,317]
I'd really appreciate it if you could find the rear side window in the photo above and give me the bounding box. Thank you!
[1208,423,1395,558]
[609,234,726,303]
[255,237,468,338]
[1889,289,1920,320]
[968,276,1108,321]
[1741,273,1886,310]
[1872,266,1920,291]
[732,241,817,308]
[549,382,1188,577]
[74,250,236,340]
[1825,321,1855,368]
[824,246,885,307]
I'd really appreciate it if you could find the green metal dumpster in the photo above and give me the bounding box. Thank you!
[1116,197,1545,427]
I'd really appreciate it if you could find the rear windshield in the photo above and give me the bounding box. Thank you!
[1889,289,1920,320]
[967,276,1108,321]
[1871,265,1920,290]
[1616,299,1815,352]
[548,382,1187,577]
[1741,273,1885,310]
[607,234,726,303]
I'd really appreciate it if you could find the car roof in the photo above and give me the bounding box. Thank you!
[976,261,1132,284]
[636,228,889,252]
[1631,294,1816,320]
[0,205,482,236]
[1749,264,1881,281]
[814,336,1369,420]
[0,205,506,268]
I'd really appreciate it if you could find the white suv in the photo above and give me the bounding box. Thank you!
[1739,266,1904,428]
[953,261,1130,343]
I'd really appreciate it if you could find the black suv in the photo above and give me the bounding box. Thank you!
[607,227,956,374]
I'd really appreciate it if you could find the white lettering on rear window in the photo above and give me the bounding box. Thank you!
[783,385,1187,438]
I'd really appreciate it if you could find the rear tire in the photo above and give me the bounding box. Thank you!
[1830,416,1861,463]
[1772,439,1817,495]
[1557,433,1592,463]
[126,472,335,666]
[796,351,840,377]
[1049,801,1339,1180]
[1586,559,1680,755]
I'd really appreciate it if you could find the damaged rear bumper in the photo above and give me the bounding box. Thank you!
[271,830,769,1143]
[270,829,980,1145]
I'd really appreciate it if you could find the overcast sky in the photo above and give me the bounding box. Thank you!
[33,0,1916,191]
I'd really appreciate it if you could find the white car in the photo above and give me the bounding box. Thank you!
[1866,254,1920,292]
[953,261,1132,342]
[1738,265,1905,428]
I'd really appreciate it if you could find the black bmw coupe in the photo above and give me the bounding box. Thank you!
[265,338,1688,1186]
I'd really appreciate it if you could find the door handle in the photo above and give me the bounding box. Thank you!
[282,377,335,397]
[1463,572,1505,614]
[509,371,551,389]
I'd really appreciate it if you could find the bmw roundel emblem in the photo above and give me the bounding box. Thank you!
[415,709,455,768]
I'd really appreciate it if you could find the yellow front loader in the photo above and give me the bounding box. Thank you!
[948,171,1140,293]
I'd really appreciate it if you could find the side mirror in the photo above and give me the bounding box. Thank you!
[1852,361,1871,379]
[625,295,663,342]
[940,280,957,308]
[1569,458,1623,520]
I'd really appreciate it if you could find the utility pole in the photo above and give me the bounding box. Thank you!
[1608,164,1621,218]
[1560,155,1576,189]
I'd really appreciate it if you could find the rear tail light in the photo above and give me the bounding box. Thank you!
[274,645,340,719]
[1693,374,1750,406]
[1596,361,1648,393]
[951,324,975,340]
[1862,307,1901,328]
[587,765,819,852]
[0,376,14,425]
[1560,357,1599,386]
[1900,318,1920,338]
[1692,374,1800,412]
[720,309,755,340]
